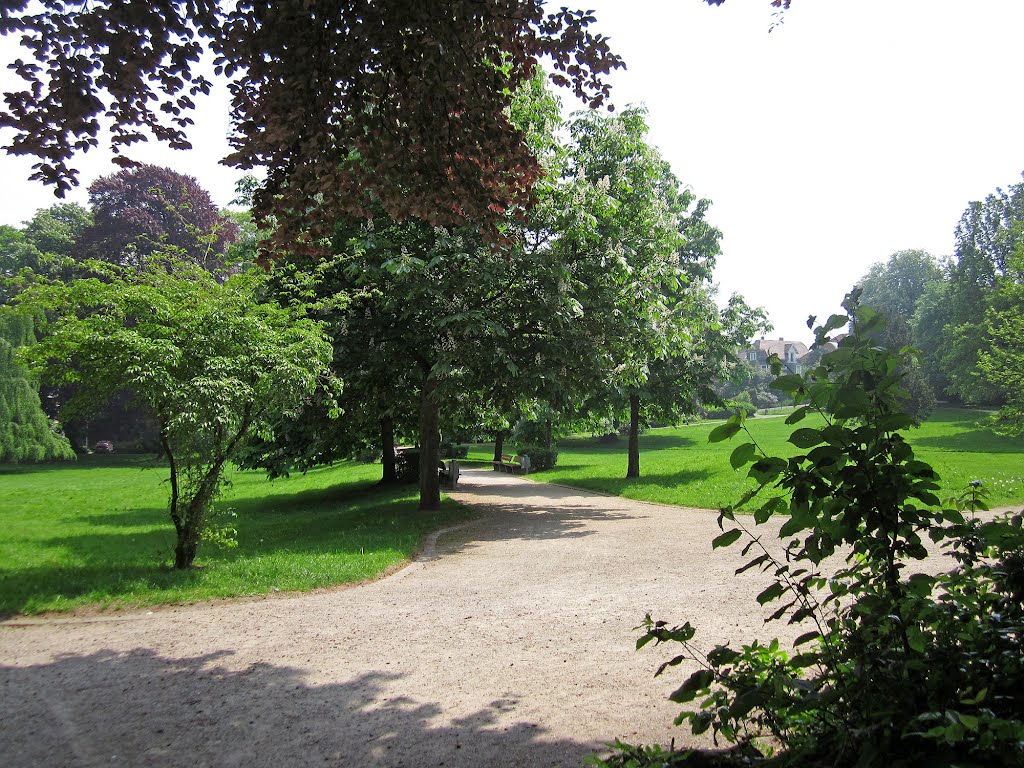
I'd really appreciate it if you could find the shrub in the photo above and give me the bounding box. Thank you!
[352,445,380,464]
[439,442,469,459]
[703,395,757,421]
[516,444,557,472]
[600,295,1024,768]
[394,449,420,484]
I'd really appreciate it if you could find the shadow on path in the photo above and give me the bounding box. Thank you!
[1,648,598,768]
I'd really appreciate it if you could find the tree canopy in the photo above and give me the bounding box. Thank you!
[18,256,336,566]
[78,164,238,271]
[1,0,787,256]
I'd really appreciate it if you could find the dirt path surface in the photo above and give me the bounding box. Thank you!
[0,469,790,768]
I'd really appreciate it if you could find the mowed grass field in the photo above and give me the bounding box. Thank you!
[0,457,472,616]
[531,407,1024,511]
[2,407,1020,616]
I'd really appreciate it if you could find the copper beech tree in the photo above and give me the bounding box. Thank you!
[2,0,787,257]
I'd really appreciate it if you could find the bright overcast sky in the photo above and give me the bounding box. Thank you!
[3,1,1024,340]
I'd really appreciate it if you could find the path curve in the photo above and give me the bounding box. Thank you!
[0,469,789,768]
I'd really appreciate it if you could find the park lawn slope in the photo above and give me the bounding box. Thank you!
[0,457,472,616]
[534,408,1024,511]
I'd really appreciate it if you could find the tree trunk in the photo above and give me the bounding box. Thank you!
[626,392,640,479]
[172,459,225,569]
[418,377,441,510]
[174,525,200,569]
[380,415,397,484]
[493,430,505,462]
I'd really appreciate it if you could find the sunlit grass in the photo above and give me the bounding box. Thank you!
[0,456,471,616]
[524,408,1024,511]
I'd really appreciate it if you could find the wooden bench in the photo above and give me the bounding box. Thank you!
[439,459,460,489]
[492,453,530,474]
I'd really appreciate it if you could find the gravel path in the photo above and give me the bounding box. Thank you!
[0,469,791,768]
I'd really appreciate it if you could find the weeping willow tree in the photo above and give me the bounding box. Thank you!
[0,312,75,464]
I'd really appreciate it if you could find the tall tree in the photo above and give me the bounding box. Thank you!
[19,256,336,567]
[942,174,1024,404]
[78,165,238,271]
[977,246,1024,435]
[22,203,93,264]
[854,249,942,417]
[242,73,576,506]
[552,106,739,479]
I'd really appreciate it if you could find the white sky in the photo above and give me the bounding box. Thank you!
[3,1,1024,340]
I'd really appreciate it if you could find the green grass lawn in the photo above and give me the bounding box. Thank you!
[0,457,471,616]
[527,407,1024,511]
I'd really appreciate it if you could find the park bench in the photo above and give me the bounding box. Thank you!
[492,453,530,475]
[439,459,460,489]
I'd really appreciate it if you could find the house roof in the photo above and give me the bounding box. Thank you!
[750,338,809,358]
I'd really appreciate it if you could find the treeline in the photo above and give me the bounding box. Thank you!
[853,175,1024,433]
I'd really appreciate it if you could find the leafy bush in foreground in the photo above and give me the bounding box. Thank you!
[597,295,1024,767]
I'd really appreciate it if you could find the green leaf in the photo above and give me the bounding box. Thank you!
[956,712,980,732]
[784,406,810,424]
[712,529,742,549]
[793,631,820,647]
[748,457,786,483]
[706,645,741,666]
[907,626,926,654]
[708,419,742,444]
[788,428,824,448]
[729,442,757,470]
[822,313,849,333]
[756,582,786,605]
[960,688,988,706]
[668,669,714,703]
[771,374,804,394]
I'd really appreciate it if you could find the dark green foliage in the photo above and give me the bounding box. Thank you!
[703,393,757,421]
[439,443,469,460]
[610,294,1024,767]
[715,361,784,411]
[0,312,75,464]
[516,444,558,472]
[395,450,421,484]
[854,250,941,419]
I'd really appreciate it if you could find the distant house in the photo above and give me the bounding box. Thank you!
[743,337,811,373]
[742,336,842,374]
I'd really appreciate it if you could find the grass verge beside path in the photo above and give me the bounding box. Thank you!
[0,457,472,616]
[529,407,1024,511]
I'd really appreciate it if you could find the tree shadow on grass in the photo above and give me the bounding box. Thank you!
[0,648,599,768]
[0,454,165,476]
[532,469,714,499]
[7,482,454,618]
[0,562,203,620]
[558,432,701,453]
[913,428,1024,454]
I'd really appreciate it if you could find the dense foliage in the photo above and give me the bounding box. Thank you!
[0,311,75,463]
[78,164,238,271]
[600,294,1024,767]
